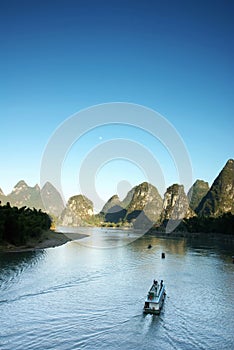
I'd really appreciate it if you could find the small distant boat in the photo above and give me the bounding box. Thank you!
[143,280,166,314]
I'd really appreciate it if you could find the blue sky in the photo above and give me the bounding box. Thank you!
[1,0,233,207]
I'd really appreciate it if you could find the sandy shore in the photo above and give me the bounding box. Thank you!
[0,230,88,253]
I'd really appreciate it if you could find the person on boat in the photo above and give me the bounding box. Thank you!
[153,279,158,286]
[160,280,163,288]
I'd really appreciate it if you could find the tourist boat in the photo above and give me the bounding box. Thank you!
[143,280,166,314]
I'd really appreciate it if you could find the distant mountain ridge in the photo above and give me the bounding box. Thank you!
[7,180,44,210]
[0,181,65,217]
[1,159,233,229]
[60,159,234,228]
[99,182,163,229]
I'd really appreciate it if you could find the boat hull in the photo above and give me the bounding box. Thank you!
[143,287,166,314]
[143,307,161,315]
[143,298,165,314]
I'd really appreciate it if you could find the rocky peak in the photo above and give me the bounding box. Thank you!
[0,187,5,196]
[121,187,135,208]
[34,184,41,192]
[124,182,163,227]
[161,184,194,221]
[60,194,94,226]
[0,180,65,216]
[226,159,234,166]
[196,159,234,216]
[126,182,162,213]
[101,195,122,214]
[12,180,28,193]
[0,187,6,205]
[187,180,209,211]
[7,180,44,210]
[100,194,126,224]
[99,182,163,227]
[41,182,54,195]
[41,182,65,217]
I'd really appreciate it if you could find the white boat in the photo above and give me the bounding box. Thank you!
[143,280,166,314]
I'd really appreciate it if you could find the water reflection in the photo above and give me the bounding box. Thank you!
[58,226,146,249]
[131,235,188,257]
[57,226,234,262]
[186,235,234,263]
[131,233,234,264]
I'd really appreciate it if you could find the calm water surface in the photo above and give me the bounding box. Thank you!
[0,228,234,350]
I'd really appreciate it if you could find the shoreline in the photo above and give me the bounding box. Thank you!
[1,227,234,253]
[146,229,234,241]
[0,230,88,253]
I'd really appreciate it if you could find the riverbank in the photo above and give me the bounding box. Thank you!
[2,227,233,253]
[146,229,234,242]
[0,230,74,252]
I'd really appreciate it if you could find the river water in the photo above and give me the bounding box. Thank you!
[0,228,234,350]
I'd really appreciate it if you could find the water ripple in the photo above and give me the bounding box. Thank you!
[0,232,234,350]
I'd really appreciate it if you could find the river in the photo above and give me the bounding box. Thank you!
[0,228,234,350]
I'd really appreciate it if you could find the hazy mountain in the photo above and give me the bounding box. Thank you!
[41,182,65,217]
[121,187,135,208]
[196,159,234,216]
[7,180,44,210]
[187,180,210,211]
[60,195,94,226]
[0,187,6,206]
[0,181,64,217]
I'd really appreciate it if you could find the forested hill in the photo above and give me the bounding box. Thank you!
[0,202,52,246]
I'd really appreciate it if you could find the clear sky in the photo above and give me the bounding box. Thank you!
[1,0,233,208]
